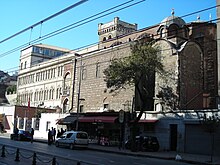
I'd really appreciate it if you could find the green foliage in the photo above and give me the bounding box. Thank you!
[104,40,165,90]
[6,85,16,94]
[104,39,165,122]
[157,86,179,110]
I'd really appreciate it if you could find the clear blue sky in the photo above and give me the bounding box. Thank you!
[0,0,217,74]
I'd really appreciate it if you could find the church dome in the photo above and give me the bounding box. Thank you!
[160,10,186,28]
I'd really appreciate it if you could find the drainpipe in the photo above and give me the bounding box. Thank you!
[69,56,78,113]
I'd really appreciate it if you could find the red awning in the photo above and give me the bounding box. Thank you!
[138,119,158,123]
[79,116,118,123]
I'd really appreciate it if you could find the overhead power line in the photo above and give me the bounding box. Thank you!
[0,0,144,59]
[0,2,218,73]
[0,0,88,44]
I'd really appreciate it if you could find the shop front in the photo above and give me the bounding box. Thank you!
[78,115,120,146]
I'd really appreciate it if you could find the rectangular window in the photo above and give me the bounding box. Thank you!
[82,66,86,80]
[20,63,23,70]
[79,105,84,113]
[19,118,24,129]
[57,67,60,77]
[104,104,109,111]
[24,61,27,69]
[60,66,63,76]
[46,121,51,131]
[35,119,40,130]
[96,63,100,78]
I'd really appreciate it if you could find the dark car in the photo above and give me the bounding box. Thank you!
[125,135,160,152]
[10,130,32,141]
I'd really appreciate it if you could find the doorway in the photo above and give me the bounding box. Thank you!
[170,124,177,151]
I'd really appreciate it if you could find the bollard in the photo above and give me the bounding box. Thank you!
[1,145,5,157]
[77,161,81,165]
[32,152,36,165]
[15,148,20,161]
[51,157,56,165]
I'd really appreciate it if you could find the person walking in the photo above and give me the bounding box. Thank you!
[51,127,55,143]
[30,128,34,143]
[56,129,61,138]
[53,128,56,142]
[48,129,52,145]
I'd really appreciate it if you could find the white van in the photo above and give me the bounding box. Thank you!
[55,131,89,149]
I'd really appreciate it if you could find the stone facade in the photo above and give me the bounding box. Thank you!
[16,14,217,113]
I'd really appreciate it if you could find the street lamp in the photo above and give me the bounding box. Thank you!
[75,53,82,131]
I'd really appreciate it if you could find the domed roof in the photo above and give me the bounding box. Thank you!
[160,10,186,27]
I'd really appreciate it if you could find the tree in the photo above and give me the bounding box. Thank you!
[104,39,165,121]
[104,39,165,151]
[156,85,179,110]
[6,85,16,94]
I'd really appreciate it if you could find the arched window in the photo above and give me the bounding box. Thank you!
[56,88,59,99]
[51,88,54,99]
[64,72,71,96]
[96,62,101,78]
[168,24,178,37]
[103,37,106,41]
[63,98,69,113]
[108,35,112,39]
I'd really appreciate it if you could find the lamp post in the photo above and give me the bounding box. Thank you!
[75,53,82,131]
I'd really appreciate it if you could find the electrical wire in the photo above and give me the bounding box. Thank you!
[0,0,88,44]
[1,2,218,74]
[0,0,144,59]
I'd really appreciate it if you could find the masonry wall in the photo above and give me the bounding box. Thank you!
[72,43,135,113]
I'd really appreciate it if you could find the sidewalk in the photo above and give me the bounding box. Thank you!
[33,136,220,165]
[1,133,220,165]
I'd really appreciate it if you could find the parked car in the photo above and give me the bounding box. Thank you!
[10,130,32,141]
[55,131,89,149]
[125,135,160,152]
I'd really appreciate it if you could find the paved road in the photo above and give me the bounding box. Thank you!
[0,137,192,165]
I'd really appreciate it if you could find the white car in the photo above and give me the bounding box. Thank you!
[55,131,89,149]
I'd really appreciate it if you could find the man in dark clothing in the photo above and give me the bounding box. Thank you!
[48,129,52,145]
[14,127,19,140]
[53,128,56,142]
[30,128,34,143]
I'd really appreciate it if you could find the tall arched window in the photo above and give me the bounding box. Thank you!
[64,72,71,96]
[63,98,69,113]
[95,62,101,78]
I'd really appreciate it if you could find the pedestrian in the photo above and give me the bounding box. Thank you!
[14,127,19,140]
[61,128,64,135]
[48,129,52,145]
[30,128,34,143]
[51,127,54,142]
[57,129,61,138]
[0,123,4,133]
[53,128,56,142]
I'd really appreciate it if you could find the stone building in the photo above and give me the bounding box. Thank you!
[15,13,218,153]
[17,13,217,114]
[154,11,217,111]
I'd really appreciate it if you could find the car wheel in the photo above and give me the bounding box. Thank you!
[55,141,59,147]
[70,143,74,150]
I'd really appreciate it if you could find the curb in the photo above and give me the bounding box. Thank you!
[1,135,219,165]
